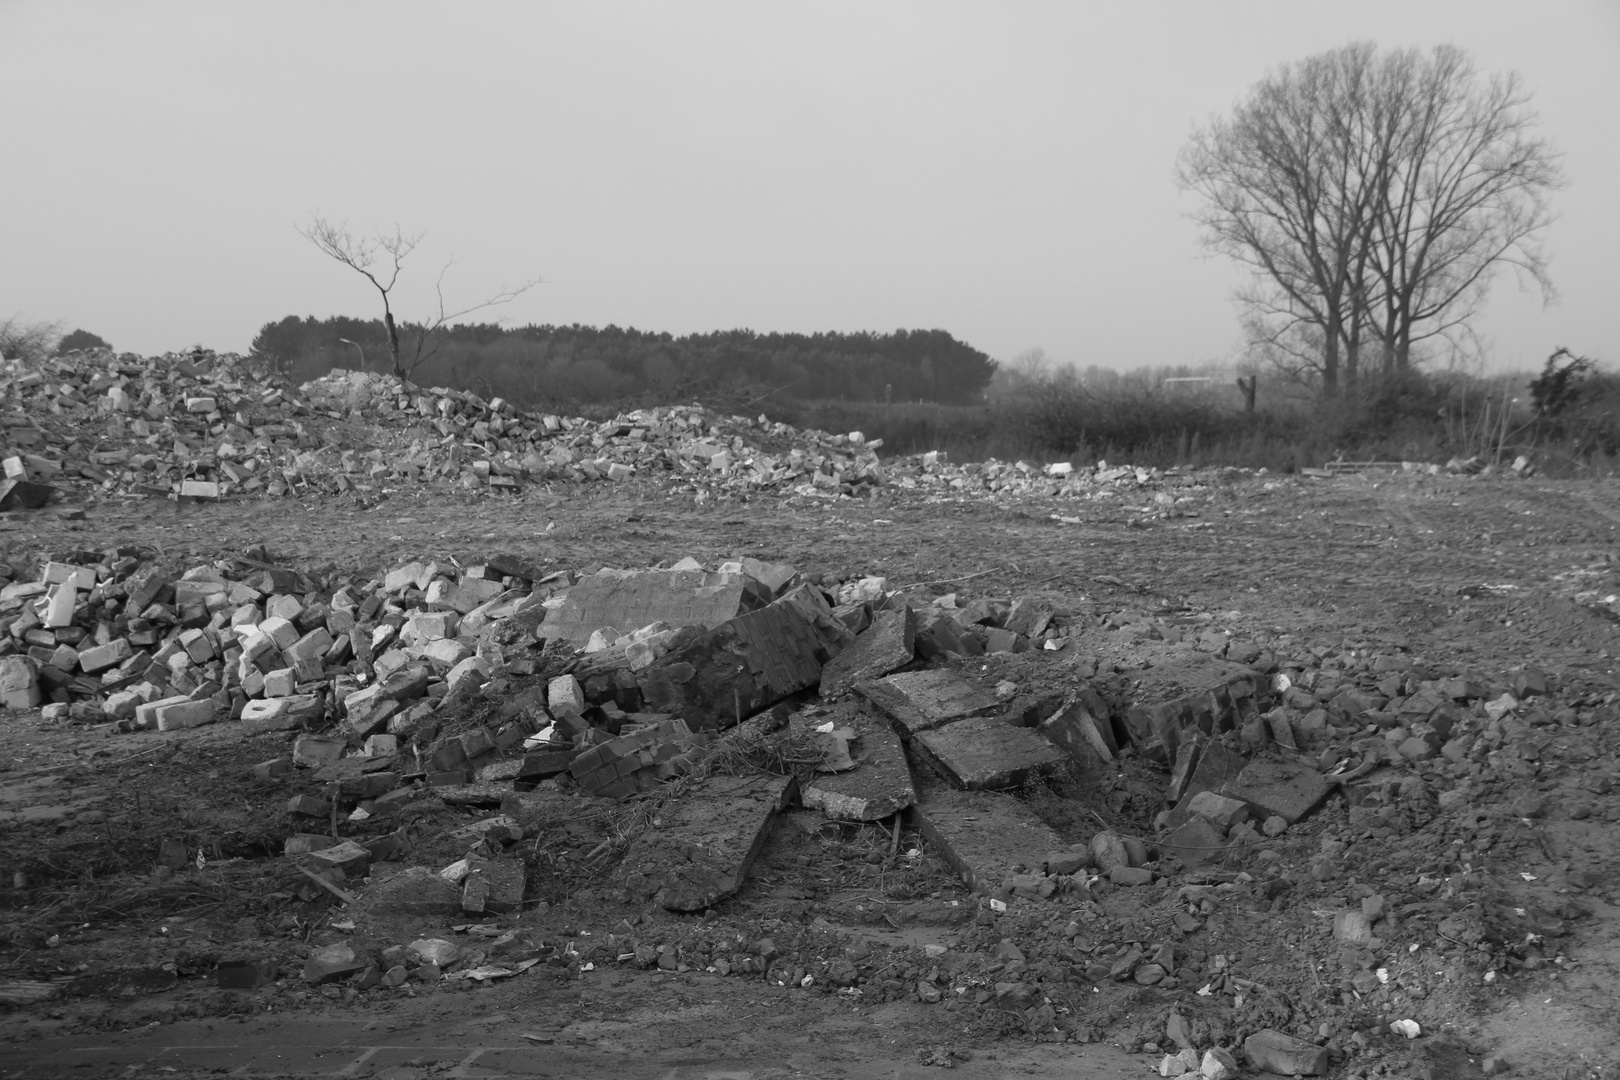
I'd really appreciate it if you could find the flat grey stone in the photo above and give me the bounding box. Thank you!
[819,605,916,697]
[911,787,1065,893]
[855,668,999,738]
[912,714,1068,790]
[1220,758,1331,825]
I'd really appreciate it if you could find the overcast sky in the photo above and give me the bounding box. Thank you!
[2,1,1615,373]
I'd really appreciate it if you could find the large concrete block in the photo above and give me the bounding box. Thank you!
[912,714,1068,790]
[612,773,795,910]
[771,583,855,660]
[637,603,823,730]
[911,787,1065,893]
[799,707,916,821]
[855,668,999,738]
[818,605,916,697]
[542,569,771,647]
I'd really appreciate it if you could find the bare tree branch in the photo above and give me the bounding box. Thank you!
[298,214,539,382]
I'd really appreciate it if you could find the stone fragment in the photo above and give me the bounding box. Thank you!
[912,714,1067,790]
[0,478,54,511]
[0,656,41,709]
[1333,909,1374,945]
[154,698,217,730]
[1220,758,1331,825]
[461,856,525,914]
[855,668,999,737]
[1200,1047,1240,1080]
[1243,1029,1329,1076]
[910,787,1064,893]
[1160,816,1227,866]
[1110,865,1154,886]
[292,736,345,768]
[303,840,371,877]
[542,568,770,647]
[1186,790,1250,829]
[818,605,916,697]
[302,944,364,984]
[1120,653,1261,761]
[1089,829,1129,872]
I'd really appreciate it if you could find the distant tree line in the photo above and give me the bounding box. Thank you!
[249,317,997,409]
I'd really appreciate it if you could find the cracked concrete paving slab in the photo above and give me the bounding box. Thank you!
[798,705,916,822]
[854,668,1000,738]
[910,787,1066,893]
[910,714,1069,790]
[611,773,796,911]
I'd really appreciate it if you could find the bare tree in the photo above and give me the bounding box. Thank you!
[298,215,541,382]
[1178,43,1562,397]
[0,317,63,364]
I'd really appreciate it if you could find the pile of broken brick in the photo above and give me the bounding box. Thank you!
[0,349,887,506]
[4,535,1579,914]
[1,347,1204,512]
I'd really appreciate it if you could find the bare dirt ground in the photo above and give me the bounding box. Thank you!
[2,469,1618,1080]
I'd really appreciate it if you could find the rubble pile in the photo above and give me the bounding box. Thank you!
[0,349,889,504]
[2,539,1612,1079]
[0,348,1216,512]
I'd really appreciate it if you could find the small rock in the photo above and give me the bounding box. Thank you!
[1244,1028,1329,1076]
[1333,909,1374,945]
[1110,865,1154,886]
[1261,815,1287,837]
[1200,1047,1239,1080]
[1090,830,1129,873]
[1510,793,1545,819]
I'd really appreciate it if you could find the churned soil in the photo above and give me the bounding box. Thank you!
[1,469,1618,1080]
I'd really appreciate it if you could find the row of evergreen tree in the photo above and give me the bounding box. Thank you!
[249,316,997,409]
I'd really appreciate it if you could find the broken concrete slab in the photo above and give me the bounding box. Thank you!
[818,605,916,698]
[611,773,795,911]
[1220,758,1332,825]
[1159,817,1227,866]
[798,706,916,821]
[1165,740,1251,828]
[0,478,54,511]
[1037,697,1115,774]
[302,944,364,985]
[461,856,525,914]
[541,568,772,647]
[637,602,825,730]
[771,582,856,660]
[910,787,1066,893]
[855,668,999,738]
[1118,652,1264,762]
[911,714,1069,790]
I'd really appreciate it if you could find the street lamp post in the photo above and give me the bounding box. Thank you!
[337,338,365,370]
